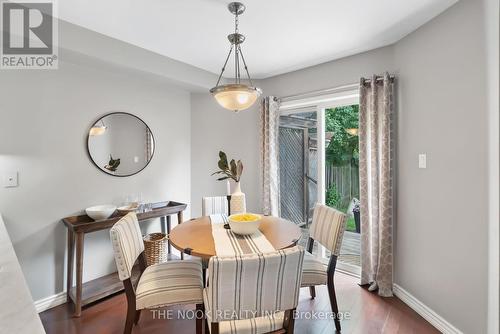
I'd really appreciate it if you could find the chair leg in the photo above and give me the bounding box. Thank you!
[211,322,220,334]
[205,310,210,334]
[309,286,316,299]
[328,279,341,332]
[123,279,137,334]
[284,308,296,334]
[205,320,210,334]
[124,306,135,334]
[327,257,341,332]
[196,304,203,334]
[134,310,141,325]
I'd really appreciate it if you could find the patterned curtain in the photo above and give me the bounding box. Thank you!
[359,73,394,297]
[260,96,281,216]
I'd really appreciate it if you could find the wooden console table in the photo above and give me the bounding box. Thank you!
[62,201,187,317]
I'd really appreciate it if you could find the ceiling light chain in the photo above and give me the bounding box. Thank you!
[237,44,254,87]
[234,10,240,84]
[215,44,234,87]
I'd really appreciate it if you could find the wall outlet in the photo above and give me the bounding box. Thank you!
[418,154,427,169]
[3,172,18,188]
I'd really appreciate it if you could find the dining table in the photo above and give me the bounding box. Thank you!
[169,214,302,259]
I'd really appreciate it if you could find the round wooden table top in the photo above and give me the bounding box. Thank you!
[169,215,302,259]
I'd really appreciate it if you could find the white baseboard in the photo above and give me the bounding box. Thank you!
[393,284,463,334]
[34,292,67,313]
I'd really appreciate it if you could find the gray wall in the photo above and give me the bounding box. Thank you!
[0,60,192,300]
[190,93,261,217]
[190,1,491,332]
[394,1,488,333]
[260,46,395,97]
[484,0,499,332]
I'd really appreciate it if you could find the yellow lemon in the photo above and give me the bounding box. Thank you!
[230,213,260,222]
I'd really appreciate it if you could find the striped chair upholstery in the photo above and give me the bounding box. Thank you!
[110,213,204,334]
[110,212,145,280]
[302,205,347,286]
[301,252,328,286]
[301,204,347,332]
[309,204,347,256]
[136,260,203,309]
[202,196,229,216]
[204,246,305,334]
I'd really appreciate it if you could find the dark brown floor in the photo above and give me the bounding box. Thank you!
[40,272,440,334]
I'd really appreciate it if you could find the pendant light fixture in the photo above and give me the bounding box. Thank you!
[210,2,262,112]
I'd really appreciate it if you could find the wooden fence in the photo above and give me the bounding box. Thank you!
[325,164,359,208]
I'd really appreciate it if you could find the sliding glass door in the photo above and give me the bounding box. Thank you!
[323,104,360,273]
[279,90,361,275]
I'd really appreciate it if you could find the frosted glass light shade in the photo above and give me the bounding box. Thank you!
[210,84,262,112]
[89,125,106,136]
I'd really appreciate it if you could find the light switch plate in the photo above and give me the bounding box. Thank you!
[418,154,427,169]
[3,172,18,188]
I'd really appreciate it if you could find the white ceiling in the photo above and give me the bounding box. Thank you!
[58,0,458,79]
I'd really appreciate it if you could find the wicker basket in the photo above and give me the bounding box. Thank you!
[143,233,168,266]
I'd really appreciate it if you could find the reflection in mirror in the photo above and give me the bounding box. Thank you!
[87,112,155,176]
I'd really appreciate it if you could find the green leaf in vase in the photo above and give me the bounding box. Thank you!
[230,159,237,177]
[236,160,243,179]
[212,151,244,183]
[218,151,228,169]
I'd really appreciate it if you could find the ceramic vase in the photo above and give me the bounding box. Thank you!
[230,181,246,214]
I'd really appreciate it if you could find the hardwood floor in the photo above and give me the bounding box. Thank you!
[40,272,440,334]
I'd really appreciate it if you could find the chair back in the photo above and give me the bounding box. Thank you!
[206,246,304,322]
[309,204,347,256]
[110,212,144,281]
[202,196,229,216]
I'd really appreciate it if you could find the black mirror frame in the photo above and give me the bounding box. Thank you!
[86,112,156,177]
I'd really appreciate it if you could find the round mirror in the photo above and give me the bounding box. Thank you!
[87,112,155,177]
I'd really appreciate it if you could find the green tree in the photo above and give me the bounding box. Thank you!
[325,184,341,209]
[325,105,359,166]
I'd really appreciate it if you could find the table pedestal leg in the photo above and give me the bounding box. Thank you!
[166,216,171,254]
[161,216,172,254]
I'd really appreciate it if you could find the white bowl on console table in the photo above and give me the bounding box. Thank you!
[85,205,117,221]
[228,213,262,235]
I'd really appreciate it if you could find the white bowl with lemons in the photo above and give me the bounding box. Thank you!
[228,213,262,235]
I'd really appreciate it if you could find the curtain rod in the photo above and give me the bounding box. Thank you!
[280,74,395,102]
[361,75,395,84]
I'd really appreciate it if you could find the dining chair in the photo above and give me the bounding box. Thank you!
[202,196,230,216]
[110,212,204,334]
[302,204,347,332]
[204,246,305,334]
